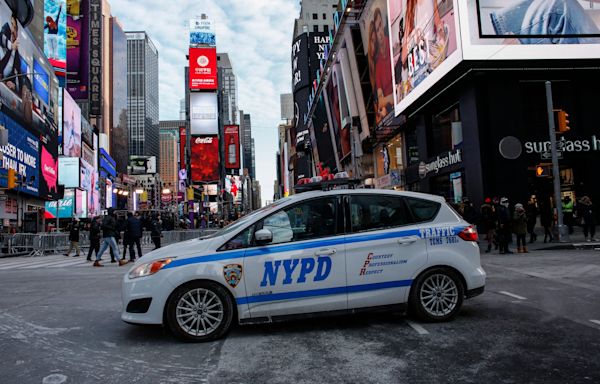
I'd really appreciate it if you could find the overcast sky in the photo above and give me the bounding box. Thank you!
[109,0,299,205]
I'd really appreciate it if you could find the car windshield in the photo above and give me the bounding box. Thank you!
[200,199,288,239]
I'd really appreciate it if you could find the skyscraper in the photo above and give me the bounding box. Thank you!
[239,111,254,179]
[217,53,238,125]
[126,31,160,164]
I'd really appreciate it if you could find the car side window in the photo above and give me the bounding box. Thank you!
[259,197,338,245]
[349,195,412,233]
[219,225,255,251]
[405,197,441,222]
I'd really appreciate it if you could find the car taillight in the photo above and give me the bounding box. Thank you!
[458,226,478,242]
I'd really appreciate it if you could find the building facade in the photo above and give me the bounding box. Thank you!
[217,53,238,125]
[239,111,255,179]
[159,129,179,197]
[126,31,159,164]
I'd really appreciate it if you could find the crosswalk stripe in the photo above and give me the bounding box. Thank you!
[0,256,67,270]
[19,258,89,269]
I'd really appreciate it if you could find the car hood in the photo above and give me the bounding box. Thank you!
[133,236,222,264]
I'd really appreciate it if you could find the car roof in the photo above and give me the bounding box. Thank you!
[283,188,447,204]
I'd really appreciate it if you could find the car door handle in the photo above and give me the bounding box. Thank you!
[397,236,418,245]
[315,248,336,256]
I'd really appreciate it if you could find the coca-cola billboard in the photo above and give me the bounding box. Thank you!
[224,125,240,172]
[190,135,219,182]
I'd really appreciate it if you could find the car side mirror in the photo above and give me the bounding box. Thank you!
[255,229,273,245]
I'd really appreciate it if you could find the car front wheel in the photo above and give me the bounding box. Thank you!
[166,281,234,342]
[409,268,464,322]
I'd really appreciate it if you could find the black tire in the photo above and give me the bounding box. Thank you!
[408,268,464,322]
[166,281,234,342]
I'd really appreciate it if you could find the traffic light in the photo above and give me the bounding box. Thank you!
[535,165,551,177]
[7,168,16,189]
[557,110,570,133]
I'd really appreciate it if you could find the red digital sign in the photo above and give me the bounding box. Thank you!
[224,125,240,170]
[190,135,219,182]
[189,47,218,90]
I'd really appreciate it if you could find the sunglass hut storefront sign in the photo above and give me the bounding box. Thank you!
[419,149,462,179]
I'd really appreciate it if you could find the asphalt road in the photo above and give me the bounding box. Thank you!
[0,248,599,384]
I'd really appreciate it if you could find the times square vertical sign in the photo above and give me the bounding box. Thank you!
[89,0,102,115]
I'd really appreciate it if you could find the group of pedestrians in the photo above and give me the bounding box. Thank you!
[64,208,164,267]
[462,194,597,254]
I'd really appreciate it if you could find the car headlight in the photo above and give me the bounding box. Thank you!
[128,258,174,279]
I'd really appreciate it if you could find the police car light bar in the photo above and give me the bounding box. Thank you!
[294,173,360,194]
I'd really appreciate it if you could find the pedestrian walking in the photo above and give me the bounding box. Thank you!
[86,216,101,261]
[562,196,574,235]
[497,197,513,254]
[118,214,130,260]
[65,218,81,257]
[460,197,480,226]
[126,212,143,260]
[151,215,163,250]
[539,198,554,243]
[93,208,128,267]
[480,197,497,253]
[577,196,597,242]
[512,203,528,253]
[526,196,538,243]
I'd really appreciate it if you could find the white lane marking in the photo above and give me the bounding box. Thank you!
[405,320,429,335]
[590,320,600,326]
[19,258,88,269]
[0,256,67,270]
[499,291,527,300]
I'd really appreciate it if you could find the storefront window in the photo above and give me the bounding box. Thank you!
[430,171,464,205]
[430,105,462,155]
[375,133,404,177]
[405,128,419,166]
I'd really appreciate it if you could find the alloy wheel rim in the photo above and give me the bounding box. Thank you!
[420,274,458,317]
[176,288,224,336]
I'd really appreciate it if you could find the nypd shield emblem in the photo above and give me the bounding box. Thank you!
[223,264,243,288]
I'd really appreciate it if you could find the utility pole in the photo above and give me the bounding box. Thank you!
[544,81,568,242]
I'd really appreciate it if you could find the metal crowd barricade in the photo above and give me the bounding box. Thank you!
[35,233,71,256]
[9,233,38,256]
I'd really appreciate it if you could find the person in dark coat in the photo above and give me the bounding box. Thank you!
[539,198,554,243]
[512,203,528,253]
[126,212,143,260]
[151,215,163,250]
[94,208,127,267]
[497,197,513,254]
[526,196,538,243]
[480,197,497,253]
[86,216,101,261]
[65,218,81,257]
[578,196,597,242]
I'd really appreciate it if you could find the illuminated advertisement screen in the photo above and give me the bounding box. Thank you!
[459,0,600,60]
[224,125,240,170]
[0,114,40,196]
[44,0,67,79]
[190,92,218,135]
[63,90,82,157]
[190,18,216,46]
[189,47,218,90]
[386,0,461,117]
[66,0,89,99]
[325,63,351,162]
[75,189,87,219]
[45,189,74,219]
[310,97,337,173]
[58,157,80,188]
[190,136,219,182]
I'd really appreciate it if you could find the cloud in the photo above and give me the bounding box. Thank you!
[109,0,299,205]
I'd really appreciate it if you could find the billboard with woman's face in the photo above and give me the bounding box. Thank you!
[63,90,81,157]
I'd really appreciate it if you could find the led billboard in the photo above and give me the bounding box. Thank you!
[190,136,219,182]
[58,157,80,188]
[45,189,74,219]
[66,0,89,99]
[224,125,240,170]
[190,92,218,135]
[189,47,218,90]
[0,114,40,196]
[63,90,82,157]
[189,18,216,46]
[129,156,157,175]
[44,0,67,81]
[386,0,461,117]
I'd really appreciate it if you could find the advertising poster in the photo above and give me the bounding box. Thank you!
[190,136,219,182]
[90,186,100,217]
[0,114,40,196]
[0,0,59,137]
[190,18,216,46]
[39,129,59,200]
[45,189,74,219]
[224,125,240,170]
[80,157,99,216]
[63,90,82,157]
[129,156,157,175]
[80,158,94,191]
[190,92,218,135]
[81,116,93,148]
[58,157,80,188]
[325,63,352,162]
[189,47,218,90]
[179,126,186,169]
[292,33,310,92]
[360,0,394,127]
[66,0,89,99]
[75,189,87,219]
[387,0,461,116]
[44,0,67,80]
[310,97,338,173]
[82,143,94,165]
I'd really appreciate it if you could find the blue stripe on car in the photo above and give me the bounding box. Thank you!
[162,225,466,270]
[236,279,413,305]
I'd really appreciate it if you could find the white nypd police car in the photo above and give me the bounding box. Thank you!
[122,188,485,341]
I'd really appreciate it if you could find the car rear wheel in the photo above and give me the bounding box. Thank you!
[409,268,464,322]
[166,281,234,342]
